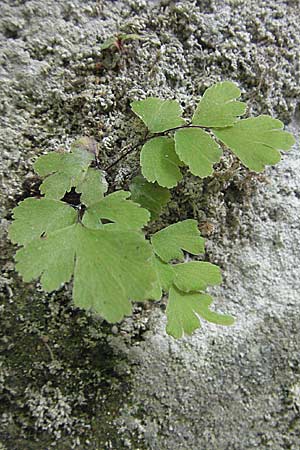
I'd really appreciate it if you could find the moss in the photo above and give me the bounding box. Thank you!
[0,241,147,449]
[1,0,299,447]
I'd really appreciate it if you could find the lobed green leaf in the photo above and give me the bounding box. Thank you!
[82,191,150,230]
[149,255,175,300]
[72,226,155,322]
[76,167,108,206]
[15,224,77,292]
[173,261,222,292]
[13,206,156,323]
[192,81,246,127]
[140,137,183,188]
[213,115,296,172]
[151,219,205,263]
[166,287,234,338]
[131,97,186,133]
[34,146,93,200]
[9,198,77,246]
[174,128,222,178]
[129,175,170,220]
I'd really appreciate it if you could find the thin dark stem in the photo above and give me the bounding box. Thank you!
[155,124,207,135]
[104,142,141,171]
[104,124,208,173]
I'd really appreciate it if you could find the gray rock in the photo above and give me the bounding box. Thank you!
[0,0,299,448]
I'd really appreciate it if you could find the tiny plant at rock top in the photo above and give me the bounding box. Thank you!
[100,33,144,52]
[9,82,295,339]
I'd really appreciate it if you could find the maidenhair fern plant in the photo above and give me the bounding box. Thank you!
[9,82,295,338]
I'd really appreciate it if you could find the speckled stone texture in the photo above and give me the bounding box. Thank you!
[0,0,299,448]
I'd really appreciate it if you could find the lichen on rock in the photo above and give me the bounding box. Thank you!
[1,0,300,448]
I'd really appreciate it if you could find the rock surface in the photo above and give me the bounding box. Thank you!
[0,0,299,448]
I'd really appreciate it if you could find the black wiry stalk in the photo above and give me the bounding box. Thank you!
[104,124,208,172]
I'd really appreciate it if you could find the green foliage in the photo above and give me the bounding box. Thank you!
[82,191,150,230]
[129,175,170,220]
[140,137,183,187]
[100,33,144,51]
[100,36,117,51]
[150,223,234,338]
[192,81,246,127]
[9,197,155,323]
[174,128,222,178]
[212,115,296,172]
[151,220,205,262]
[9,137,233,338]
[166,288,234,339]
[34,138,105,201]
[132,81,295,187]
[131,97,186,133]
[173,261,222,292]
[77,168,108,206]
[10,80,294,339]
[9,198,77,246]
[150,256,174,298]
